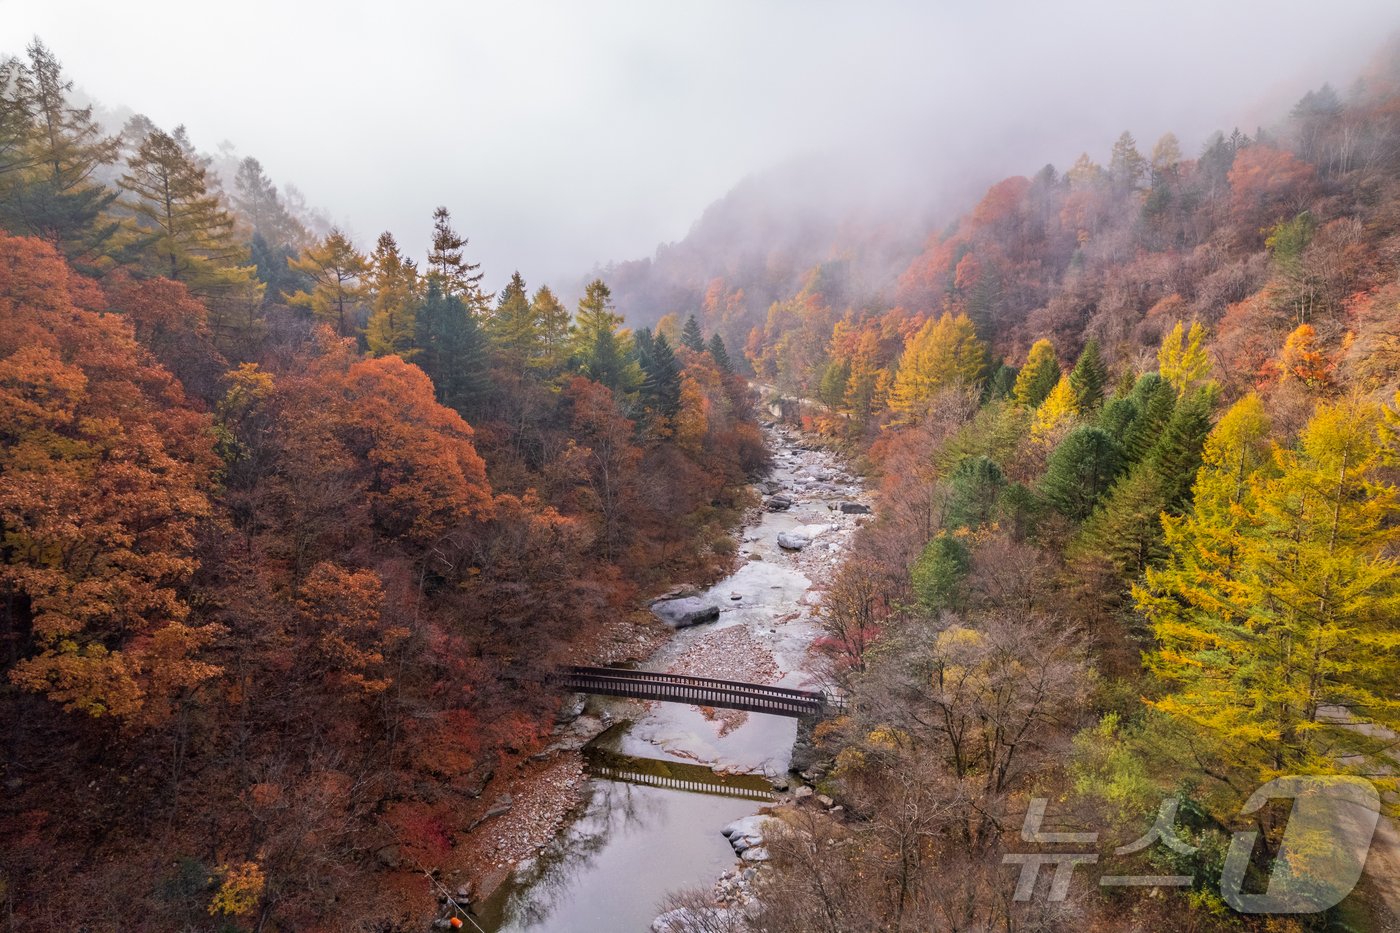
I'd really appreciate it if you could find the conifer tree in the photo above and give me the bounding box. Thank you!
[912,534,970,613]
[531,285,571,370]
[1068,338,1107,410]
[707,332,733,373]
[1041,427,1124,521]
[232,156,304,250]
[1140,399,1400,780]
[488,271,544,369]
[889,312,985,418]
[365,231,419,358]
[426,206,485,307]
[288,228,369,337]
[945,456,1006,530]
[1122,373,1177,463]
[0,40,120,260]
[119,127,261,310]
[414,280,491,415]
[1157,320,1211,395]
[572,279,638,392]
[636,328,682,420]
[1031,374,1078,444]
[986,363,1018,400]
[819,359,851,412]
[1012,338,1061,407]
[680,314,705,352]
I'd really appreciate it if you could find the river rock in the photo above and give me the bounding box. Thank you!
[722,815,778,854]
[793,786,814,800]
[777,532,811,550]
[652,907,739,932]
[740,845,771,862]
[651,596,721,628]
[838,501,871,514]
[765,495,793,511]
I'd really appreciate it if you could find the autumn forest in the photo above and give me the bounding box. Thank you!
[3,17,1400,933]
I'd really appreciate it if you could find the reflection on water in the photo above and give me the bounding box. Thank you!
[477,425,855,932]
[478,758,759,932]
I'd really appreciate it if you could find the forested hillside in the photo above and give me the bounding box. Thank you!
[697,36,1400,933]
[0,41,766,928]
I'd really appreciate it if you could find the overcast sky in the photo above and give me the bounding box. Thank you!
[3,1,1398,291]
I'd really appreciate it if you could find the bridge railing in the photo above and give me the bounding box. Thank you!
[556,665,841,718]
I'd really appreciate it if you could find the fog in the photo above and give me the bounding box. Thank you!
[2,0,1398,292]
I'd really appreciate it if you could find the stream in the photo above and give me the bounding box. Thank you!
[477,418,868,933]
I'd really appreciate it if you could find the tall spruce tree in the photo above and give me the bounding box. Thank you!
[707,332,733,373]
[680,314,705,351]
[636,328,682,420]
[1041,426,1124,522]
[414,280,491,415]
[1068,338,1108,410]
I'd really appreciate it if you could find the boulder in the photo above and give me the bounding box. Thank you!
[793,786,814,800]
[651,596,721,628]
[838,501,871,514]
[722,815,778,854]
[777,532,811,551]
[765,495,794,512]
[740,846,771,862]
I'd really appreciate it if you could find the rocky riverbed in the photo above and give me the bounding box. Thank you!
[473,417,869,932]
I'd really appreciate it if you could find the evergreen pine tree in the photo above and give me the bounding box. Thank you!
[680,314,705,351]
[1068,338,1108,410]
[1040,427,1124,522]
[636,329,682,420]
[414,280,491,415]
[1123,373,1177,463]
[707,333,733,373]
[945,456,1006,530]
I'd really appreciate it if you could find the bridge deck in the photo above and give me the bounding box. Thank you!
[557,665,835,718]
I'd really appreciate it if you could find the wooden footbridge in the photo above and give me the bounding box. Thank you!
[556,665,837,718]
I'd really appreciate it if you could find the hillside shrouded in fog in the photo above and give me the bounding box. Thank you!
[3,0,1398,289]
[5,4,1400,931]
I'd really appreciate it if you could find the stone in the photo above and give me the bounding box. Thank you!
[766,495,794,511]
[740,846,770,862]
[816,794,834,808]
[777,532,811,551]
[650,596,721,628]
[793,786,814,800]
[838,501,871,514]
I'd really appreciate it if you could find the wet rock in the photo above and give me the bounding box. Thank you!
[651,596,721,628]
[765,495,793,511]
[777,532,811,550]
[838,501,871,514]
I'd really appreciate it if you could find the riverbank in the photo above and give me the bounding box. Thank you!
[454,414,869,930]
